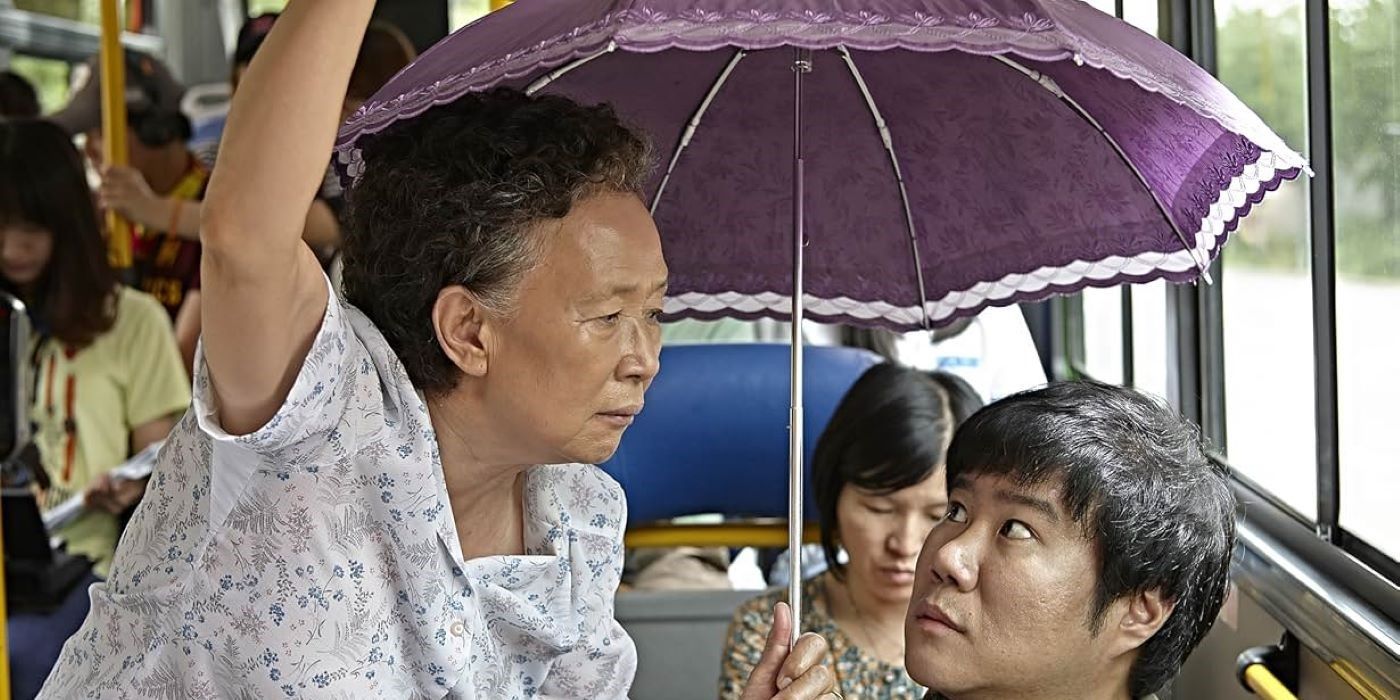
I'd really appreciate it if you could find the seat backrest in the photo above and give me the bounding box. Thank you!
[599,343,881,527]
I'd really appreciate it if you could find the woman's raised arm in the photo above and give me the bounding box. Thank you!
[198,0,374,435]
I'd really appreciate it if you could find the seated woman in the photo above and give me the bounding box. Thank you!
[1,119,190,698]
[721,364,981,699]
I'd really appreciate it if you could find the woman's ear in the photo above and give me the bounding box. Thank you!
[433,286,491,378]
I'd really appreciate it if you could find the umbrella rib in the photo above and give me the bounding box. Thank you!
[836,47,934,331]
[525,40,618,95]
[990,54,1214,285]
[649,49,749,214]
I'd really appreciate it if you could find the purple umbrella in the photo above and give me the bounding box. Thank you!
[335,0,1306,638]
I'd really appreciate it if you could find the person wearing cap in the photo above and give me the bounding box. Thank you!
[53,49,205,376]
[189,11,346,264]
[110,14,416,277]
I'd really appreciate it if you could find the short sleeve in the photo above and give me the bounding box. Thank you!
[191,273,356,457]
[719,592,779,700]
[116,290,192,428]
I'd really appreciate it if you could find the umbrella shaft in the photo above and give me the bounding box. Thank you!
[788,48,811,649]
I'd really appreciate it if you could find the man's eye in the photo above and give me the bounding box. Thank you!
[945,503,968,523]
[1002,520,1034,540]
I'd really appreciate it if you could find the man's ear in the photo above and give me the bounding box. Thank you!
[433,286,492,378]
[1113,589,1175,655]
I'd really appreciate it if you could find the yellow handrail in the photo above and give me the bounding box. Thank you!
[1329,659,1395,700]
[625,522,821,550]
[1243,663,1299,700]
[100,0,133,271]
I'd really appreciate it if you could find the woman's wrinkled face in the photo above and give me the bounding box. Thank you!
[0,222,53,289]
[835,469,948,607]
[482,192,668,466]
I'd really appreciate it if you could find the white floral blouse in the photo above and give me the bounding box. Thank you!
[39,276,637,699]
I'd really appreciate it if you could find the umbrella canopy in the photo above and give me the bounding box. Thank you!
[335,0,1307,331]
[333,0,1307,644]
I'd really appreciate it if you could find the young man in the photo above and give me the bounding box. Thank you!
[905,381,1236,700]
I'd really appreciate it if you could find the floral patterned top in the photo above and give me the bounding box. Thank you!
[720,575,925,700]
[39,275,637,699]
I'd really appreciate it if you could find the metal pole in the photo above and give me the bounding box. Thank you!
[100,0,132,272]
[1305,0,1340,539]
[788,47,812,647]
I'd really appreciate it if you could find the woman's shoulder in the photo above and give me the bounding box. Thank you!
[113,287,170,325]
[733,586,786,622]
[528,463,625,510]
[105,287,175,350]
[524,464,627,542]
[731,576,832,628]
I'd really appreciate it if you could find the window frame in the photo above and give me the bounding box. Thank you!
[0,5,163,63]
[1056,0,1399,693]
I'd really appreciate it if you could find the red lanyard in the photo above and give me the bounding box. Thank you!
[41,345,79,484]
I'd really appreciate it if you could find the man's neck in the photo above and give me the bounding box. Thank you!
[427,395,532,562]
[939,677,1134,700]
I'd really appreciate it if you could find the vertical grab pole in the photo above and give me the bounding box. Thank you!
[788,47,812,648]
[0,296,27,699]
[100,0,133,272]
[0,481,8,700]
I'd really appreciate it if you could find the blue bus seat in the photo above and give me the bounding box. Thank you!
[598,343,881,546]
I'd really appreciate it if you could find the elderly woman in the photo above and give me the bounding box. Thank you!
[39,2,832,699]
[721,364,982,699]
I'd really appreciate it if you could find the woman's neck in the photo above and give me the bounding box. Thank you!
[428,396,531,561]
[823,571,907,666]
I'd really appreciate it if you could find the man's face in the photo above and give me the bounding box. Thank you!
[904,473,1120,697]
[83,126,162,182]
[476,191,668,466]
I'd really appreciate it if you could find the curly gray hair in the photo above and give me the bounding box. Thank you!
[342,88,653,395]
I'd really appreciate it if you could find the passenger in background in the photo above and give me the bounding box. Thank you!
[721,364,982,700]
[622,545,734,591]
[207,12,417,283]
[0,119,190,699]
[52,50,204,375]
[179,12,341,264]
[890,307,1047,402]
[906,382,1235,700]
[806,304,1046,403]
[0,71,40,119]
[325,17,419,288]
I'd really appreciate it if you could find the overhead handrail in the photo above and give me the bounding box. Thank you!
[1237,642,1300,700]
